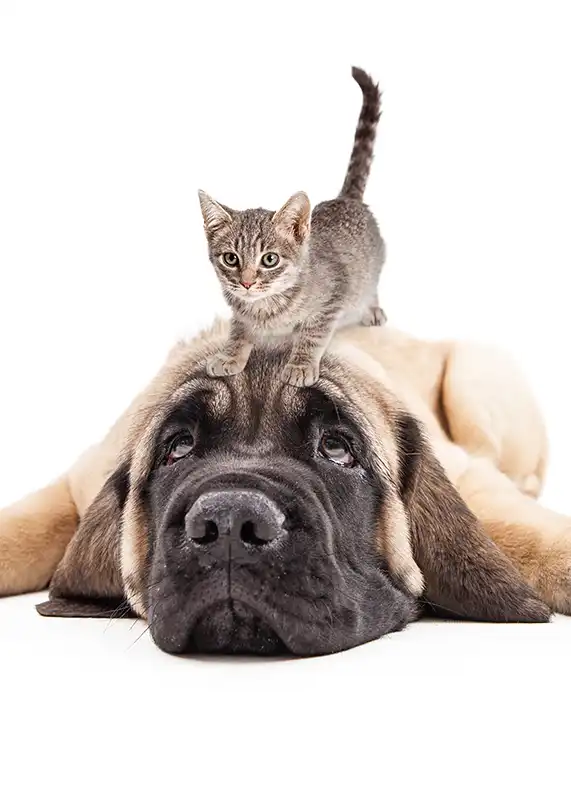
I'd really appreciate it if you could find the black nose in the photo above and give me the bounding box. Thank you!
[185,490,286,552]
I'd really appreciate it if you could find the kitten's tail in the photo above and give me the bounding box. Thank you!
[339,67,381,202]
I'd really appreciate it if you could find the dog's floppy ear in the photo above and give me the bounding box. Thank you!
[395,413,550,622]
[36,463,134,619]
[36,597,135,619]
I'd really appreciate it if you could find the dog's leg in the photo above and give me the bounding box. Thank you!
[0,477,78,596]
[449,451,571,614]
[441,342,548,497]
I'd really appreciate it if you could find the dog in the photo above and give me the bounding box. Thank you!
[2,321,570,656]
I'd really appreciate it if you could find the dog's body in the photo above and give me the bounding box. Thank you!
[2,323,570,655]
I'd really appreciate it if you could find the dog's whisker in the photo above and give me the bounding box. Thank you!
[103,600,134,631]
[127,624,151,650]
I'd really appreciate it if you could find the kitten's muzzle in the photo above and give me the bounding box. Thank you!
[184,489,286,559]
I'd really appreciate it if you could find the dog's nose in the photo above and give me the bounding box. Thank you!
[185,490,285,550]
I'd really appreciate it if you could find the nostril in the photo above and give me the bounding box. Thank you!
[203,520,219,543]
[240,520,255,545]
[240,520,268,547]
[190,519,219,545]
[240,520,271,547]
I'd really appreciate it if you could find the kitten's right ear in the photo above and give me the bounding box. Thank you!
[198,190,233,234]
[272,191,311,244]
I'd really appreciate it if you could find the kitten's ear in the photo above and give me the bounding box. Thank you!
[272,191,311,244]
[198,190,233,234]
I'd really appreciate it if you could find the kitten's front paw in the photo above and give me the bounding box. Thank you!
[281,361,320,387]
[361,306,387,327]
[206,352,248,378]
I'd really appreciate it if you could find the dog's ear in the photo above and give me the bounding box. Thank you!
[395,413,550,622]
[36,463,133,619]
[36,597,135,619]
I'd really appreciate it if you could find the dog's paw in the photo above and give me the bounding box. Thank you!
[361,306,387,327]
[206,352,247,378]
[281,361,320,387]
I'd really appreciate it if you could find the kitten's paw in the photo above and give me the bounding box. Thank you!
[361,306,387,327]
[282,361,320,387]
[206,352,248,378]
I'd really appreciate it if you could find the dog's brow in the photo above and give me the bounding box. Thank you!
[207,390,232,419]
[181,381,233,420]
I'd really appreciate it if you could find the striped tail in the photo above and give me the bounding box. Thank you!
[339,67,381,201]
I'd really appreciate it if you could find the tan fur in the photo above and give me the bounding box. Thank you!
[0,477,78,595]
[380,497,425,597]
[441,342,547,497]
[0,322,567,614]
[452,454,571,612]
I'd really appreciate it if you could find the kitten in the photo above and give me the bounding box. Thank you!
[199,66,387,388]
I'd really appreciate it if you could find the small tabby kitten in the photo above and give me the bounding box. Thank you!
[199,67,386,387]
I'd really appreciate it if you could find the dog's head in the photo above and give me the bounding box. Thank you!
[38,330,548,655]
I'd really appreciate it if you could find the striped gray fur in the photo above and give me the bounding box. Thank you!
[198,67,387,388]
[340,67,382,201]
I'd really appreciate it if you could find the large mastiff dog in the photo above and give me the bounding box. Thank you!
[1,322,570,655]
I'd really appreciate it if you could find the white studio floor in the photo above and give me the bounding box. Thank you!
[2,588,570,800]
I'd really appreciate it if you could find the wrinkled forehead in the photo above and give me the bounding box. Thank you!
[150,365,310,449]
[127,347,400,485]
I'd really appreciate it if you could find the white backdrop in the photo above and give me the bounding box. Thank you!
[1,2,570,798]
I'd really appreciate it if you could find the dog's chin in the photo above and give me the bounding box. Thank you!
[186,600,288,656]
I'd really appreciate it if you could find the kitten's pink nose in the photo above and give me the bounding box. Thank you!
[240,281,253,289]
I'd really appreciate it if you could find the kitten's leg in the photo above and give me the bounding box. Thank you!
[282,313,338,388]
[361,292,387,326]
[206,318,253,378]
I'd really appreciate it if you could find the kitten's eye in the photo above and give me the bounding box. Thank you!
[261,252,280,268]
[164,433,195,466]
[318,433,356,467]
[222,252,239,268]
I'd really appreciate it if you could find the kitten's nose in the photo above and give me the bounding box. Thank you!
[240,281,253,289]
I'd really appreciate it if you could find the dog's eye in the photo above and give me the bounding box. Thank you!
[165,433,195,466]
[222,252,239,268]
[318,433,356,467]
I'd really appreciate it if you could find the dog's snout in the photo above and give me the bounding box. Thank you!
[185,490,286,552]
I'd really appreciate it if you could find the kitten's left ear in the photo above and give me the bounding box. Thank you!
[198,190,233,234]
[272,191,311,244]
